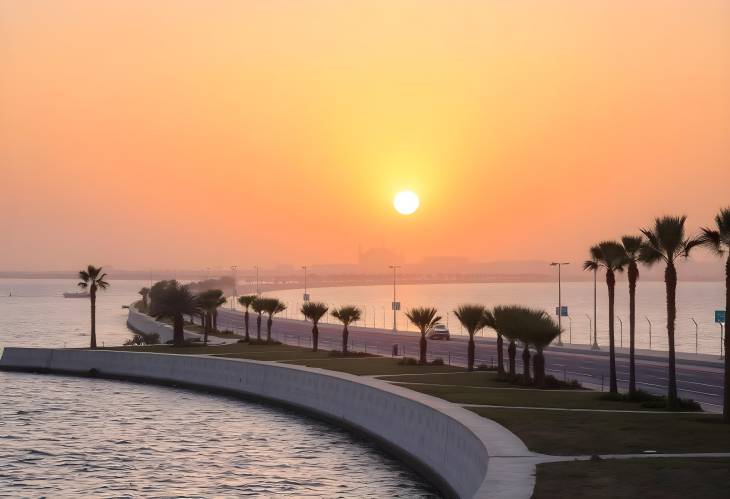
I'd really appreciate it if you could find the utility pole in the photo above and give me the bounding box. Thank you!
[550,262,569,346]
[389,265,401,333]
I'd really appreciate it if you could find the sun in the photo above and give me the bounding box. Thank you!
[393,190,420,215]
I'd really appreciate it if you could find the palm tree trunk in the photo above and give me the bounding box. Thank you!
[666,262,679,409]
[312,323,319,352]
[607,269,618,394]
[213,309,218,332]
[508,340,516,376]
[244,310,250,342]
[497,334,504,374]
[722,256,730,423]
[266,316,273,343]
[89,287,97,349]
[419,329,427,365]
[256,313,262,341]
[628,262,638,397]
[173,313,184,346]
[522,344,531,382]
[342,325,349,353]
[533,347,545,387]
[466,334,475,371]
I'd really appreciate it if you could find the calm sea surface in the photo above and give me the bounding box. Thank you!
[0,279,437,497]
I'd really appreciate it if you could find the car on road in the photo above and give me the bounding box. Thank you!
[426,324,450,340]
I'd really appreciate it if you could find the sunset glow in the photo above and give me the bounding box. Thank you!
[394,191,420,215]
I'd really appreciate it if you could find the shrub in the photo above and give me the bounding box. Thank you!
[430,358,444,366]
[328,350,373,358]
[123,332,160,346]
[476,364,498,372]
[599,390,702,411]
[398,357,419,365]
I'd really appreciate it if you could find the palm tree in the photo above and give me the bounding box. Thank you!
[618,235,643,398]
[483,309,504,374]
[491,305,523,376]
[405,307,442,364]
[238,295,257,342]
[640,216,701,409]
[138,287,150,310]
[331,306,361,353]
[516,308,561,387]
[453,304,486,371]
[77,265,109,349]
[197,289,226,344]
[698,207,730,422]
[583,241,626,395]
[260,298,286,343]
[148,280,200,346]
[301,301,329,352]
[251,298,264,341]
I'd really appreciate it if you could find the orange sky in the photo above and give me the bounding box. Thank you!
[1,1,729,271]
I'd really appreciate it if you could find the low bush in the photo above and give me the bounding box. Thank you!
[495,372,584,390]
[398,356,419,365]
[328,350,373,358]
[476,364,498,371]
[123,332,160,346]
[430,358,444,366]
[598,390,702,411]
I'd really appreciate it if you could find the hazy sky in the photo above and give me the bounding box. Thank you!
[2,1,729,271]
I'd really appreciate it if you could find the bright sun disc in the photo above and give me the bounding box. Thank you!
[393,190,420,215]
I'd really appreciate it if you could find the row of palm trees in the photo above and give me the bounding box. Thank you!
[585,210,729,421]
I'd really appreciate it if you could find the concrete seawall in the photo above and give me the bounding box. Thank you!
[1,310,538,498]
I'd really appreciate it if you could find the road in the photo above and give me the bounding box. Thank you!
[216,309,725,411]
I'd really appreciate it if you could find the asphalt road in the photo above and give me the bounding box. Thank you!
[216,309,725,411]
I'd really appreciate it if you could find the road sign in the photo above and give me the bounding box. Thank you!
[715,310,726,324]
[555,306,568,317]
[303,293,310,302]
[392,301,401,311]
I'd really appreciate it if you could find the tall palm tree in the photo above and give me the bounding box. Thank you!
[148,280,200,346]
[618,235,643,397]
[640,216,701,409]
[138,287,150,310]
[331,306,361,353]
[405,307,442,364]
[77,265,109,349]
[301,301,329,352]
[698,207,730,422]
[238,295,257,342]
[483,309,504,374]
[260,298,286,343]
[583,241,626,395]
[251,298,264,341]
[453,304,486,371]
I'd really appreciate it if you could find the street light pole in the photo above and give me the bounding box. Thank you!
[591,266,599,350]
[617,316,623,349]
[230,265,238,310]
[550,262,569,346]
[646,316,652,350]
[691,317,698,354]
[388,265,401,333]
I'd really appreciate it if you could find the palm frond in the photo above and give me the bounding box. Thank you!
[453,304,486,335]
[301,301,329,323]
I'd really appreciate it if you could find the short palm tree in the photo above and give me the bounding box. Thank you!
[698,207,730,422]
[583,241,626,395]
[260,298,286,343]
[405,307,442,364]
[483,309,504,374]
[197,289,226,344]
[251,298,265,341]
[492,305,527,376]
[238,295,258,342]
[640,215,701,409]
[453,304,486,371]
[331,305,361,353]
[516,308,561,387]
[138,287,150,310]
[619,235,643,397]
[301,301,329,352]
[148,280,200,346]
[77,265,109,349]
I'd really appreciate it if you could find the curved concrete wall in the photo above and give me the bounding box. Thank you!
[2,312,537,499]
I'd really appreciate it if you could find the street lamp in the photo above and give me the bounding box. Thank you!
[388,265,401,333]
[302,266,309,302]
[646,316,652,350]
[550,262,569,346]
[568,315,573,344]
[230,265,238,310]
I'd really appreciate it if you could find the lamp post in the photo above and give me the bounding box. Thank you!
[302,266,309,302]
[550,262,569,346]
[617,315,623,349]
[646,316,652,350]
[568,315,573,344]
[230,265,238,310]
[591,266,599,350]
[691,317,698,354]
[389,265,401,333]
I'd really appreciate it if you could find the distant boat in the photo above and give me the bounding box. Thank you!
[63,292,90,298]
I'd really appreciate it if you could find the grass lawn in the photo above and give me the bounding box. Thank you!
[392,383,660,410]
[284,357,465,376]
[106,342,304,356]
[216,350,337,362]
[534,458,730,499]
[378,371,585,389]
[470,407,730,455]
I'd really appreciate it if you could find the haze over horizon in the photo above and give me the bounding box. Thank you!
[2,1,729,271]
